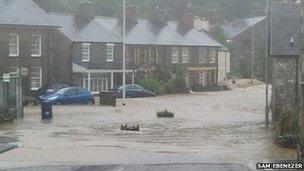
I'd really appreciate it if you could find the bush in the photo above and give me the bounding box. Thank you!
[138,77,166,95]
[157,110,174,118]
[279,107,298,135]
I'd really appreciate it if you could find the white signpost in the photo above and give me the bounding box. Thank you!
[3,73,10,83]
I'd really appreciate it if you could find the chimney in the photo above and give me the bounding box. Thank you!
[151,6,168,26]
[126,6,138,25]
[179,3,194,30]
[180,12,194,30]
[74,0,94,28]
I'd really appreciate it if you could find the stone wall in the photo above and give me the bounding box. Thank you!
[271,56,299,122]
[0,27,72,96]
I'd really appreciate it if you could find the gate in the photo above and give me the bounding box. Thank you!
[0,75,23,122]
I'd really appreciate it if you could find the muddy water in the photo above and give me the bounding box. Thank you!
[0,85,296,169]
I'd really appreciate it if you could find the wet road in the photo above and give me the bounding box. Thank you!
[0,85,296,170]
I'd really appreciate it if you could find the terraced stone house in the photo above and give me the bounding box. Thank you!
[0,0,72,96]
[270,3,301,122]
[0,0,230,94]
[50,2,228,93]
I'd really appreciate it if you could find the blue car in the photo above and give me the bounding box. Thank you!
[41,87,94,105]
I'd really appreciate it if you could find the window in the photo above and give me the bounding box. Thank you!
[139,47,145,64]
[199,72,207,86]
[9,67,19,76]
[209,49,216,64]
[199,48,207,64]
[151,47,159,64]
[106,43,114,62]
[30,67,42,90]
[171,47,179,64]
[82,43,91,62]
[9,34,19,57]
[31,35,42,57]
[181,47,189,64]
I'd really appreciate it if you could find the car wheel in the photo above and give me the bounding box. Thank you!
[88,99,95,105]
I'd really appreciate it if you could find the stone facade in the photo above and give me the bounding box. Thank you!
[271,56,299,122]
[0,27,72,96]
[71,42,220,92]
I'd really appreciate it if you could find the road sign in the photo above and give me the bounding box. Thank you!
[3,73,10,83]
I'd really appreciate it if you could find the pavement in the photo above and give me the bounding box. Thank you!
[0,136,18,154]
[2,163,251,171]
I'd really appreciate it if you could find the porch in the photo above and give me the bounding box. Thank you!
[72,63,134,93]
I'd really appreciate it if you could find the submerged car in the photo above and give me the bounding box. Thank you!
[116,84,156,98]
[41,87,94,105]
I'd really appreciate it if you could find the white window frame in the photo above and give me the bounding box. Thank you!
[181,47,189,64]
[9,34,19,57]
[199,48,206,64]
[31,35,42,57]
[9,67,19,76]
[209,49,216,64]
[82,43,91,62]
[171,47,179,64]
[199,72,207,86]
[30,67,42,91]
[106,43,115,62]
[82,75,108,93]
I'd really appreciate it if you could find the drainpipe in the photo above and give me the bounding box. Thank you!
[88,72,91,92]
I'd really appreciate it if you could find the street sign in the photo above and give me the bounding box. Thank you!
[3,73,10,83]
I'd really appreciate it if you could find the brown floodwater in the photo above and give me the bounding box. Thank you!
[0,85,296,170]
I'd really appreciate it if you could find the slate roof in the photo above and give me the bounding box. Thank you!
[270,3,301,56]
[96,17,223,47]
[223,16,266,39]
[0,0,58,27]
[49,12,223,47]
[49,13,120,43]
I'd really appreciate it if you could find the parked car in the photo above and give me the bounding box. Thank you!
[23,96,39,106]
[116,84,156,98]
[46,83,70,95]
[41,87,94,105]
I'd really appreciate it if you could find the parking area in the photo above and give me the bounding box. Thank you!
[0,85,296,170]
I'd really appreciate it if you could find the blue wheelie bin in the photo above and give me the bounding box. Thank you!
[41,101,53,119]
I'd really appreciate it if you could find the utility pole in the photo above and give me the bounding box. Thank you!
[122,0,126,101]
[265,0,270,126]
[251,11,256,85]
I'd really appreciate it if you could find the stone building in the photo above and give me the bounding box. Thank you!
[223,16,267,78]
[298,0,304,161]
[0,0,230,94]
[270,3,301,122]
[50,2,229,93]
[0,0,72,96]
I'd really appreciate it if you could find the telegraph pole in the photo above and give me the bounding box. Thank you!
[265,0,270,126]
[251,11,255,85]
[122,0,126,101]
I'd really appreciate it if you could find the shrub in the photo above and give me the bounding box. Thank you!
[279,107,299,136]
[138,77,166,95]
[157,110,174,118]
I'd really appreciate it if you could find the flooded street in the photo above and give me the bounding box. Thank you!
[0,85,296,170]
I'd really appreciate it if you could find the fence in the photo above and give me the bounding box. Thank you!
[0,75,23,122]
